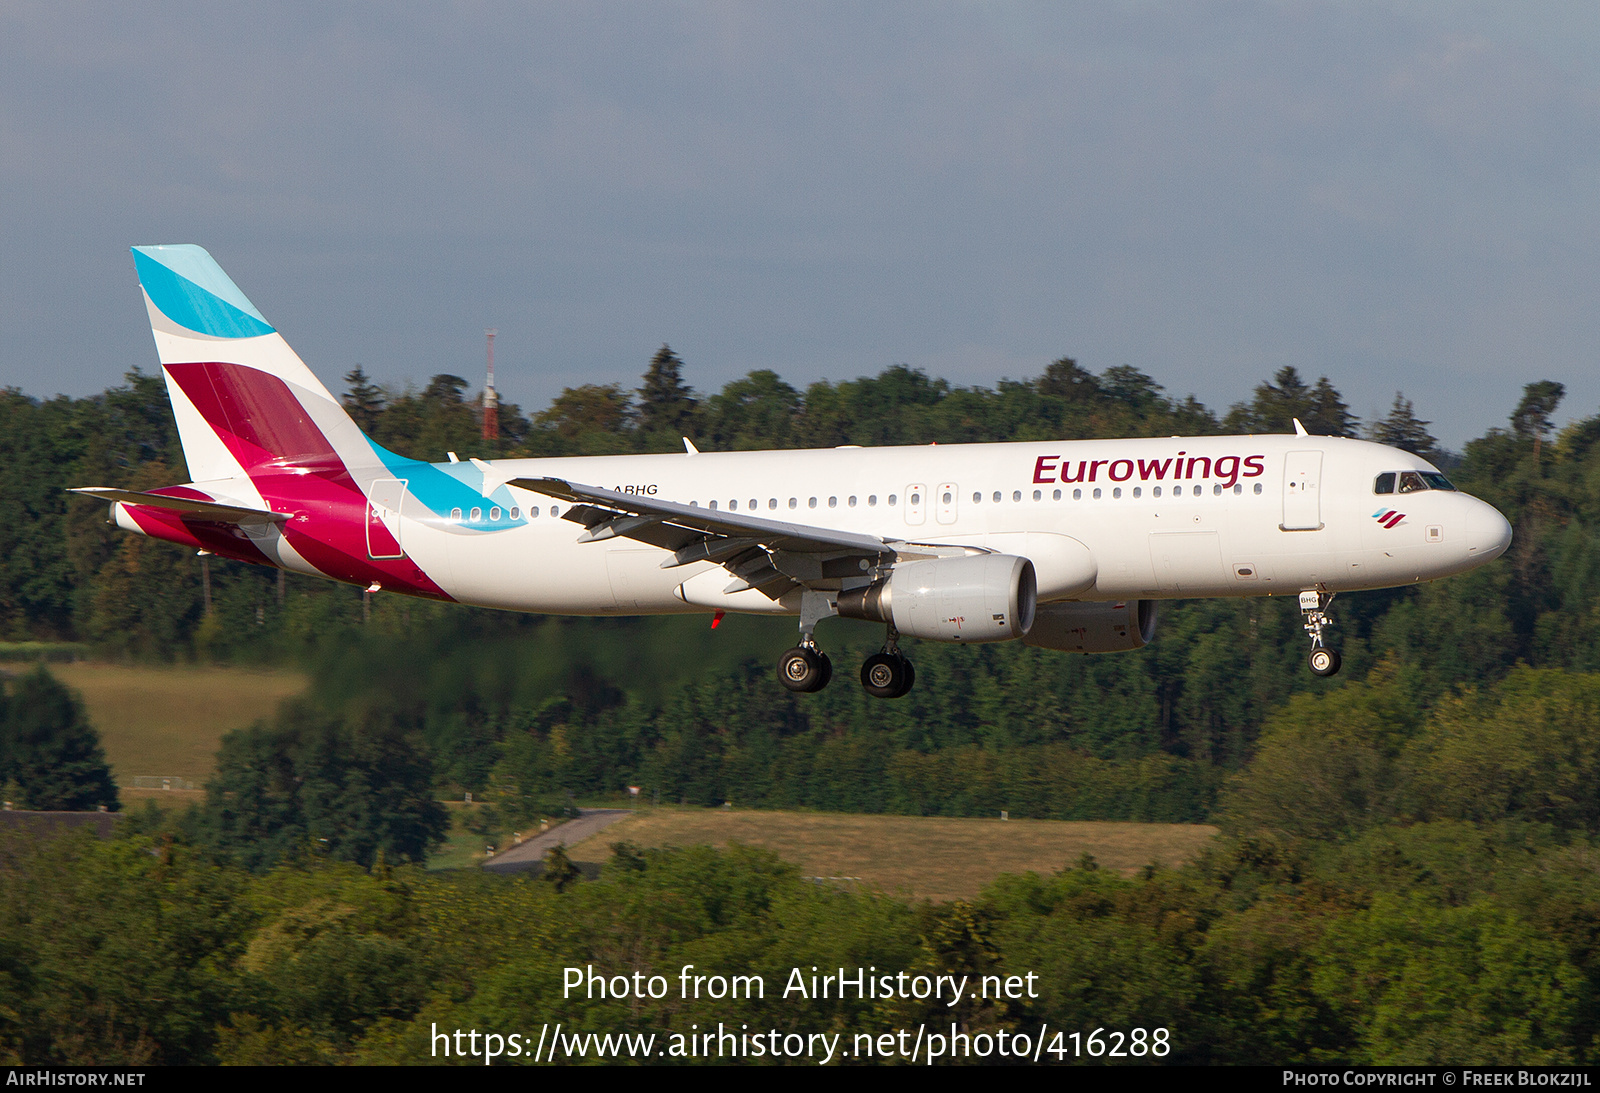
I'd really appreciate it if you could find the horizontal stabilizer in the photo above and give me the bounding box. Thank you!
[70,487,287,525]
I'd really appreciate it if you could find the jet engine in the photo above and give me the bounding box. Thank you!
[1023,600,1157,653]
[837,554,1037,642]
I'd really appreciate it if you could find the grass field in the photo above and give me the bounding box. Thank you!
[563,808,1219,902]
[46,663,308,785]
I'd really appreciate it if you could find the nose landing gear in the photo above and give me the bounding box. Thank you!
[1300,589,1342,677]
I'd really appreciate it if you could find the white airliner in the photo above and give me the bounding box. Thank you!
[74,245,1514,697]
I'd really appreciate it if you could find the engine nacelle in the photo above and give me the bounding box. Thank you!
[837,554,1037,643]
[1024,600,1157,653]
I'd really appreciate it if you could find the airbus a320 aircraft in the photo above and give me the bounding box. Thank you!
[75,245,1514,698]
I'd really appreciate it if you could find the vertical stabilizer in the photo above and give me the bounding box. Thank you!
[132,245,377,480]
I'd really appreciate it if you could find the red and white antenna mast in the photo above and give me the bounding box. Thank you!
[482,328,499,441]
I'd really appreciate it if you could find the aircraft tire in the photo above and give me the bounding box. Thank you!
[779,647,831,693]
[1308,648,1342,677]
[861,653,910,699]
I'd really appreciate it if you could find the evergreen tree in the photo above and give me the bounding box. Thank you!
[3,666,118,811]
[1226,366,1356,437]
[1370,393,1441,461]
[1513,380,1566,463]
[1307,376,1357,437]
[200,702,446,872]
[1036,357,1100,403]
[340,367,385,434]
[637,344,697,440]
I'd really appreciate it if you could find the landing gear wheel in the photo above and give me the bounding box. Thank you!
[779,646,832,693]
[1308,648,1342,677]
[861,652,914,699]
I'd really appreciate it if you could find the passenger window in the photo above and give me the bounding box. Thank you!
[789,497,798,509]
[1232,484,1242,495]
[1072,489,1082,500]
[1093,488,1102,499]
[1212,485,1221,496]
[749,499,758,510]
[530,506,539,518]
[550,505,559,517]
[809,497,818,508]
[769,498,777,509]
[510,507,520,520]
[730,500,738,511]
[970,491,978,504]
[709,501,718,510]
[1253,483,1262,495]
[868,495,877,506]
[1374,472,1396,495]
[490,506,502,521]
[1112,487,1122,499]
[828,497,837,508]
[1133,487,1141,498]
[1399,472,1427,494]
[1153,487,1162,498]
[848,496,857,507]
[993,491,1002,503]
[1052,489,1061,500]
[450,507,463,522]
[889,494,898,506]
[470,507,482,522]
[1033,489,1042,501]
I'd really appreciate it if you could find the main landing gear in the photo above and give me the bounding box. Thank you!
[776,593,916,697]
[1300,589,1342,677]
[860,625,915,699]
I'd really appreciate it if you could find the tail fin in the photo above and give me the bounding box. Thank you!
[133,245,378,481]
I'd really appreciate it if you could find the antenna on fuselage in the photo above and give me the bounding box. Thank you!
[1293,418,1310,436]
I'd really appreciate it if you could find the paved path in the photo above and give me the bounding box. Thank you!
[481,808,632,875]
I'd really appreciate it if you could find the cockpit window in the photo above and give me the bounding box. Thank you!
[1377,469,1456,495]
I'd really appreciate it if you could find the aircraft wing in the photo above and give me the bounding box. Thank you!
[69,487,288,525]
[507,476,896,595]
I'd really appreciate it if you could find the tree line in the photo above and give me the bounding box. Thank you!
[4,349,1600,1062]
[0,352,1591,831]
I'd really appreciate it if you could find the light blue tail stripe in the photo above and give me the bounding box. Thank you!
[132,245,275,339]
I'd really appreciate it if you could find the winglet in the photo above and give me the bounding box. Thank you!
[1293,418,1310,436]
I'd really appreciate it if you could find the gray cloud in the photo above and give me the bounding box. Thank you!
[4,1,1600,447]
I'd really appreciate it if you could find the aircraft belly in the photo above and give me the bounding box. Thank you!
[439,525,618,613]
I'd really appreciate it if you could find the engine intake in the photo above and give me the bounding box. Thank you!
[837,554,1037,643]
[1024,600,1157,653]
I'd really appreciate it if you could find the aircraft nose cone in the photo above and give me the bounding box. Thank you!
[1466,498,1513,563]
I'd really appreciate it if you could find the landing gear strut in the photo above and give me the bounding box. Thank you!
[778,590,836,693]
[860,624,915,699]
[1300,589,1342,677]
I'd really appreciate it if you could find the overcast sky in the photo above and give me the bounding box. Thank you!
[4,2,1599,448]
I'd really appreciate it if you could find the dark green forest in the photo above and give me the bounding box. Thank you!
[5,350,1600,1063]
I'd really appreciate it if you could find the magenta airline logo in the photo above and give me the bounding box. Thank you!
[1373,509,1406,528]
